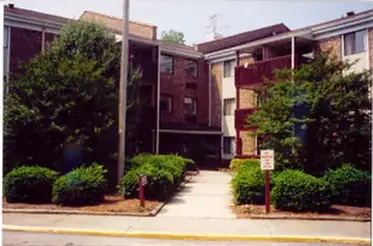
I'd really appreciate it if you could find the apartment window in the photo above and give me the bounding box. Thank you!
[223,137,234,154]
[223,98,235,115]
[160,94,172,113]
[344,30,367,56]
[184,59,198,78]
[223,59,235,77]
[184,97,197,116]
[161,54,173,73]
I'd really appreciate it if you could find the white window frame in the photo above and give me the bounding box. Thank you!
[223,98,235,115]
[223,59,235,78]
[223,136,234,154]
[160,54,173,73]
[184,97,197,116]
[343,29,367,56]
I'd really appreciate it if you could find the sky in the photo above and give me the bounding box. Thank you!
[5,0,373,45]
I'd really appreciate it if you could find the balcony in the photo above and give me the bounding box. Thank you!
[235,55,301,88]
[235,108,257,130]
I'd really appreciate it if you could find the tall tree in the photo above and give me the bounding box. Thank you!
[248,52,372,174]
[161,29,185,44]
[4,21,142,178]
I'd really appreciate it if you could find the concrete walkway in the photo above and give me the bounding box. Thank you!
[157,171,235,219]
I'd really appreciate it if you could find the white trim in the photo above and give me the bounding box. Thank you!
[208,63,212,127]
[5,12,65,29]
[314,22,373,41]
[291,35,295,69]
[5,26,11,95]
[341,33,345,60]
[41,28,46,53]
[366,29,370,69]
[208,53,251,64]
[312,15,373,37]
[156,46,161,154]
[254,133,258,156]
[160,46,203,59]
[0,2,4,181]
[4,19,60,34]
[159,129,223,135]
[204,29,312,60]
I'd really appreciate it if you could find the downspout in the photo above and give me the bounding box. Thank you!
[208,62,212,127]
[41,23,46,53]
[155,45,161,154]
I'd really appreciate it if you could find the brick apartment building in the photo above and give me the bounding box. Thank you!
[198,9,373,160]
[3,4,373,165]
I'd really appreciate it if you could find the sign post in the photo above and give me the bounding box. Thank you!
[138,175,147,208]
[260,149,274,214]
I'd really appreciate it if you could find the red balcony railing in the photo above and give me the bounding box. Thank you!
[235,55,299,88]
[235,108,257,130]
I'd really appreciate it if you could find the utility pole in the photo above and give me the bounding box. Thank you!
[118,0,130,184]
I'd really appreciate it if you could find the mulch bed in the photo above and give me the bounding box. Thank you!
[231,204,371,219]
[3,195,160,214]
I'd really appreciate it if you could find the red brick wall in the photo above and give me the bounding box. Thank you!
[160,55,209,126]
[10,27,43,74]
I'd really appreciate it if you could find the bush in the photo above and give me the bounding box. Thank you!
[323,164,371,206]
[271,170,332,212]
[4,166,59,203]
[229,158,259,172]
[232,164,265,205]
[120,154,193,200]
[52,163,108,206]
[120,163,174,200]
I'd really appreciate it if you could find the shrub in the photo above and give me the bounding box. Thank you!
[119,163,174,201]
[229,158,259,172]
[232,164,265,204]
[52,163,108,206]
[271,170,332,212]
[323,164,371,206]
[4,166,59,203]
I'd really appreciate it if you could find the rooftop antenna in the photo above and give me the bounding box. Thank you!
[206,14,228,40]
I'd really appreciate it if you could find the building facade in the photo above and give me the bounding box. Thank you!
[200,9,373,160]
[3,4,373,165]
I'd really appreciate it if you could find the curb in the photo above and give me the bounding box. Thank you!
[3,225,371,244]
[2,175,195,218]
[2,208,151,217]
[239,214,371,222]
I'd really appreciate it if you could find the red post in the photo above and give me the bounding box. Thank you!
[265,170,270,214]
[138,175,145,208]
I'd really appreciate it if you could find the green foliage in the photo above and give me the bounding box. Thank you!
[52,163,108,205]
[231,164,265,205]
[323,164,371,206]
[248,52,372,174]
[4,166,59,203]
[271,169,332,212]
[119,154,192,200]
[4,21,142,179]
[229,158,259,172]
[120,163,174,201]
[161,29,185,44]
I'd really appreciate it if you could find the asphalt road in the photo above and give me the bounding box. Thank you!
[3,231,366,246]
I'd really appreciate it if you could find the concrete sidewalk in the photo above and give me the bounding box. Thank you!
[158,171,235,218]
[3,213,371,243]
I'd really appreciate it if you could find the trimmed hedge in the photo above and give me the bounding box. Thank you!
[120,154,193,201]
[323,164,371,206]
[229,158,260,172]
[231,164,265,205]
[52,163,108,206]
[4,166,59,203]
[271,170,332,212]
